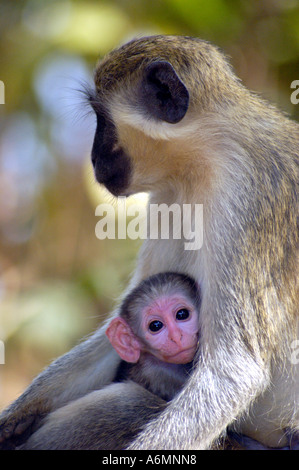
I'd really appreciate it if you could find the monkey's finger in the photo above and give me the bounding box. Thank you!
[14,415,35,435]
[289,431,299,450]
[0,415,35,445]
[227,432,287,450]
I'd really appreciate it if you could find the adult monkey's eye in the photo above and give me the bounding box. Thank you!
[176,308,190,320]
[149,320,164,332]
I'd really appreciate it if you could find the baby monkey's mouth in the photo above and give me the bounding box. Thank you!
[163,343,198,364]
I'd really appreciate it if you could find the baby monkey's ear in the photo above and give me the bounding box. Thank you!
[106,317,142,363]
[140,61,189,123]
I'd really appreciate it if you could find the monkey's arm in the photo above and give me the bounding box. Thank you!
[226,432,295,450]
[0,246,146,447]
[0,324,120,448]
[20,382,166,450]
[126,263,274,451]
[128,337,270,450]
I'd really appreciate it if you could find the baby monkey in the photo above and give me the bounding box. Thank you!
[107,271,200,401]
[21,272,292,450]
[20,272,200,450]
[111,273,298,451]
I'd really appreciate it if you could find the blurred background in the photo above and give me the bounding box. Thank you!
[0,0,299,410]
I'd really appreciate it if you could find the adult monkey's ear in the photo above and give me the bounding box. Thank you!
[141,61,189,123]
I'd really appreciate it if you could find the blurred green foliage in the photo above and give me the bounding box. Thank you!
[0,0,299,408]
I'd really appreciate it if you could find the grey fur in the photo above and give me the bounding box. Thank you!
[0,35,298,450]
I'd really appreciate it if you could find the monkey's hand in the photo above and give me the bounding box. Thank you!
[232,429,299,450]
[0,364,58,450]
[286,429,299,450]
[127,349,273,450]
[127,407,195,450]
[226,432,293,450]
[0,351,78,449]
[128,425,294,451]
[0,391,50,449]
[0,329,120,449]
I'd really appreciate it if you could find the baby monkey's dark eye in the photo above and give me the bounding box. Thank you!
[176,308,190,320]
[149,320,164,332]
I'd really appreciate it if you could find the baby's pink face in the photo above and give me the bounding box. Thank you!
[140,294,199,364]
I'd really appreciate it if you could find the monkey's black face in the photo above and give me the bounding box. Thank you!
[91,112,132,197]
[90,58,190,196]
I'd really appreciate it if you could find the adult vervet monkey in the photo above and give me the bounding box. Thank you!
[0,35,298,450]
